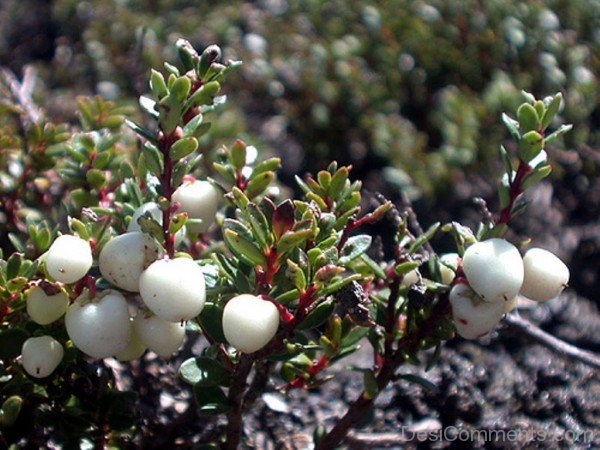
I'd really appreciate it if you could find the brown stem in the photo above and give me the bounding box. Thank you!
[318,295,451,449]
[224,355,254,450]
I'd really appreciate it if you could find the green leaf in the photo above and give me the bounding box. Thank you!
[517,103,539,133]
[141,143,163,176]
[320,274,362,296]
[521,164,552,190]
[193,385,229,414]
[544,124,573,144]
[150,69,168,99]
[230,140,246,170]
[186,81,220,108]
[517,130,543,162]
[246,171,275,199]
[339,235,372,265]
[6,253,22,280]
[328,166,350,199]
[179,357,230,387]
[407,222,440,254]
[0,396,23,427]
[138,97,159,120]
[499,145,513,175]
[297,299,335,330]
[276,229,312,254]
[541,93,562,130]
[223,229,267,266]
[394,261,419,276]
[252,158,281,177]
[170,137,198,160]
[286,259,307,291]
[501,113,520,140]
[199,303,227,343]
[86,169,106,190]
[246,203,272,249]
[171,76,192,103]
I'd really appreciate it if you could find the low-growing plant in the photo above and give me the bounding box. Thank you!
[0,39,597,449]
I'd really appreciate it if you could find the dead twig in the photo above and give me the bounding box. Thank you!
[505,313,600,370]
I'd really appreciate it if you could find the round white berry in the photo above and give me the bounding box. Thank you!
[26,286,69,325]
[172,179,220,233]
[520,248,570,302]
[65,290,131,358]
[115,319,146,361]
[222,294,279,353]
[21,336,64,378]
[133,314,185,357]
[401,269,420,288]
[127,202,185,246]
[439,253,460,285]
[45,235,93,284]
[139,258,206,322]
[127,202,163,233]
[99,232,162,292]
[462,238,523,303]
[450,284,505,340]
[503,296,518,313]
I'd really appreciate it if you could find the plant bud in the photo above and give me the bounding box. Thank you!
[133,314,185,357]
[65,291,131,358]
[139,257,206,322]
[450,284,505,339]
[172,179,221,233]
[222,294,279,353]
[520,248,570,301]
[26,286,69,325]
[99,232,162,292]
[46,235,92,284]
[21,336,64,378]
[462,238,523,303]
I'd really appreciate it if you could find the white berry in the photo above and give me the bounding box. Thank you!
[520,248,570,301]
[21,336,64,378]
[462,238,523,303]
[115,319,146,361]
[46,235,93,284]
[26,286,69,325]
[172,179,220,233]
[127,202,185,246]
[439,253,460,285]
[139,258,206,322]
[222,294,279,353]
[401,269,420,287]
[133,314,185,357]
[127,202,163,233]
[65,290,131,358]
[450,284,505,339]
[503,296,518,313]
[99,232,162,292]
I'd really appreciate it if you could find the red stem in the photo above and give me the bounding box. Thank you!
[497,160,532,225]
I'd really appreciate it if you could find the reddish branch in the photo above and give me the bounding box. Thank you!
[497,160,532,225]
[157,130,180,258]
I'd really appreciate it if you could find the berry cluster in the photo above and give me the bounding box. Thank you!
[449,238,570,339]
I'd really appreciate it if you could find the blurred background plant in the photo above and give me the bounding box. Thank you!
[1,0,597,199]
[1,0,597,297]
